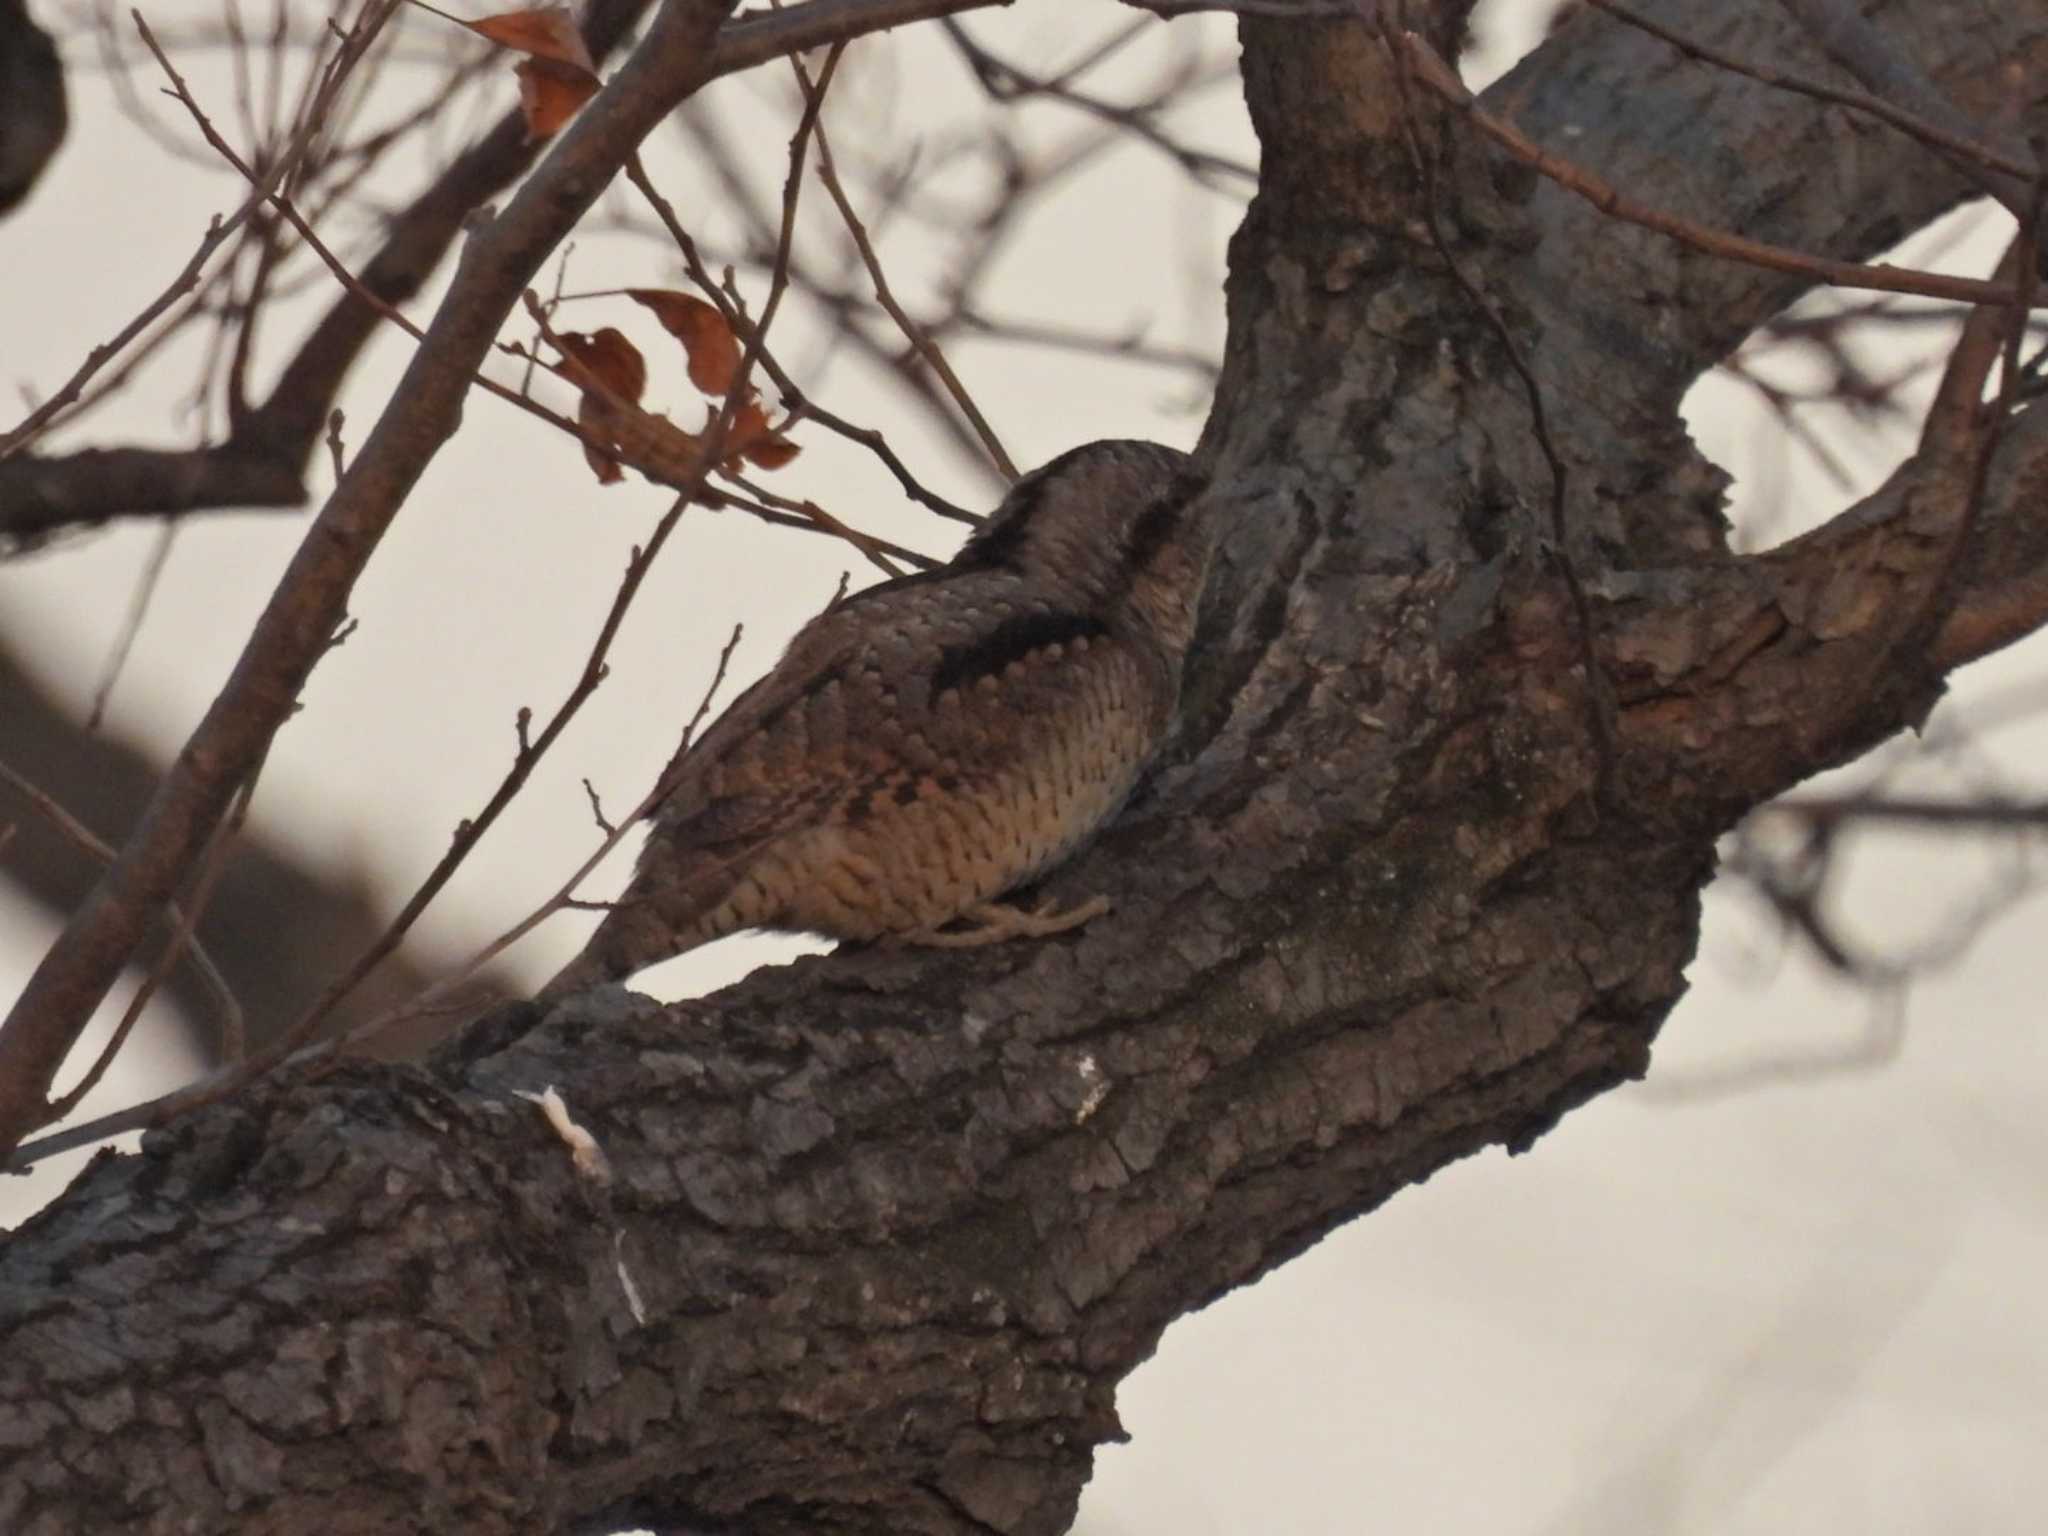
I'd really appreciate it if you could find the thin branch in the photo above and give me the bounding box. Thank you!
[3,3,837,1161]
[798,53,1018,481]
[625,66,984,525]
[0,1,397,461]
[1725,810,2036,986]
[0,0,664,540]
[630,176,983,520]
[0,0,746,1160]
[1771,0,2037,204]
[0,757,243,1064]
[279,495,698,1052]
[704,43,843,475]
[943,17,1257,192]
[360,621,751,1035]
[1863,214,2044,712]
[152,21,865,558]
[85,523,179,731]
[718,475,934,575]
[705,0,1008,78]
[955,307,1220,379]
[47,780,253,1120]
[1769,793,2048,830]
[1123,0,1351,14]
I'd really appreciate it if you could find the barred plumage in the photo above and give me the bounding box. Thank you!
[540,439,1213,1000]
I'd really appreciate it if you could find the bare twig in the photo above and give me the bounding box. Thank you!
[1772,0,2036,201]
[86,524,179,732]
[0,757,243,1064]
[0,494,713,1172]
[1863,205,2043,706]
[1,0,665,540]
[1725,803,2037,987]
[366,619,751,1027]
[706,0,1009,78]
[799,51,1019,480]
[581,778,616,835]
[717,476,932,575]
[704,43,843,472]
[48,783,251,1120]
[956,307,1219,380]
[324,408,348,477]
[0,0,746,1161]
[282,493,696,1047]
[943,17,1257,193]
[1770,793,2048,830]
[0,1,399,460]
[1123,0,1350,15]
[150,21,829,539]
[620,156,982,526]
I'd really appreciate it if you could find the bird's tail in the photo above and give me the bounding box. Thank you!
[529,889,697,1007]
[533,945,616,1007]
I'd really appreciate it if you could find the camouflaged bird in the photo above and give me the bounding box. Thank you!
[537,440,1213,1001]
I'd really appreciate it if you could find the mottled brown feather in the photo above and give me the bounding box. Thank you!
[539,439,1211,999]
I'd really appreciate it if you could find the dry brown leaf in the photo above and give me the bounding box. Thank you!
[578,394,623,484]
[554,328,645,487]
[515,56,600,140]
[554,328,647,405]
[726,397,801,471]
[627,289,742,395]
[465,4,596,71]
[448,5,599,139]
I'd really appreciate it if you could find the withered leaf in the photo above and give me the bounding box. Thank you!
[445,5,599,139]
[465,4,596,71]
[628,288,743,396]
[554,327,647,405]
[726,396,801,471]
[515,56,600,140]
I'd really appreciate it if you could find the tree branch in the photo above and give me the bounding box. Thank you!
[1502,0,2048,398]
[0,0,745,1157]
[8,5,2048,1531]
[1604,395,2048,817]
[0,0,660,542]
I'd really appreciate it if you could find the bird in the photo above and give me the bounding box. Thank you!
[537,438,1213,1002]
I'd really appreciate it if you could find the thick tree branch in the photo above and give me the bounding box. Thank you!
[1503,0,2048,391]
[1605,395,2048,817]
[0,509,1676,1527]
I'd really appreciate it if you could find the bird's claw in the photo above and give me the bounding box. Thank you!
[903,894,1111,948]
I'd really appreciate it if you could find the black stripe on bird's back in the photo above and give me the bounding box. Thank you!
[929,610,1109,696]
[1117,470,1206,578]
[949,472,1052,573]
[831,479,1048,619]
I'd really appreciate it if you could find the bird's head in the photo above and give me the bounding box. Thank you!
[959,439,1215,650]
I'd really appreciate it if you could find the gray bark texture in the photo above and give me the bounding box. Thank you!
[8,1,2048,1531]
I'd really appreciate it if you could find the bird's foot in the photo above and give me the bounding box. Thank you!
[904,894,1111,948]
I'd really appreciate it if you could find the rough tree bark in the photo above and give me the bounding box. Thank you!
[5,2,2047,1532]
